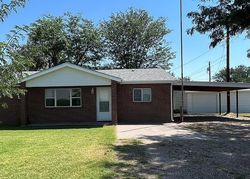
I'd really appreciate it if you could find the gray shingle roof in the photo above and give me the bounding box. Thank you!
[97,68,176,82]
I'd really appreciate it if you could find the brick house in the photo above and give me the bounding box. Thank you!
[0,63,176,125]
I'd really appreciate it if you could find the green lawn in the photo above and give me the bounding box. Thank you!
[0,126,117,179]
[239,113,250,118]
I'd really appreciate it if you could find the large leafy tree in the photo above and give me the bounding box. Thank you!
[22,15,67,69]
[0,0,26,22]
[20,13,104,70]
[101,8,175,69]
[213,65,250,82]
[187,0,250,55]
[64,13,104,68]
[0,0,32,104]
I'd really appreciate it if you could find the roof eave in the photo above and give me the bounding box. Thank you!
[21,63,122,83]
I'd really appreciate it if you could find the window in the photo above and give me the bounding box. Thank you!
[72,89,81,106]
[45,89,55,107]
[99,101,110,112]
[45,89,81,107]
[56,89,70,106]
[133,88,152,102]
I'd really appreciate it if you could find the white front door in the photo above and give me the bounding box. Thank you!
[96,87,112,121]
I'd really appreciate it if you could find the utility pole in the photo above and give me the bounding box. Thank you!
[180,0,184,122]
[207,61,211,82]
[226,26,230,113]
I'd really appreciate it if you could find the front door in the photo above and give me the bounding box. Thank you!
[96,87,112,121]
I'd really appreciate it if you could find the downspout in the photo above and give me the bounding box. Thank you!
[170,83,175,122]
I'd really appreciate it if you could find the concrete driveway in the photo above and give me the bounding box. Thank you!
[117,123,208,143]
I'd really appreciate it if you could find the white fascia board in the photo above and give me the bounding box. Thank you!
[22,63,122,83]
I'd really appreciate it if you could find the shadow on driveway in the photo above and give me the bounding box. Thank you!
[113,121,250,178]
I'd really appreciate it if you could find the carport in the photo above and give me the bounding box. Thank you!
[172,81,250,118]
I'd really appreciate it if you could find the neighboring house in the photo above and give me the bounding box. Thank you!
[1,63,250,126]
[0,63,175,125]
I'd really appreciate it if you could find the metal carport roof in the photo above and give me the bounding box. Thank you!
[172,81,250,91]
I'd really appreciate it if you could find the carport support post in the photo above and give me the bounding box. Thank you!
[236,90,239,118]
[227,91,231,113]
[219,93,221,115]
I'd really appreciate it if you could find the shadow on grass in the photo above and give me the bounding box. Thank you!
[108,121,250,178]
[103,140,158,178]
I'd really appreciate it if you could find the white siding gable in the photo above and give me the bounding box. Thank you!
[26,66,111,87]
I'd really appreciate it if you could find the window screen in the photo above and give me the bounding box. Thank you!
[133,88,151,102]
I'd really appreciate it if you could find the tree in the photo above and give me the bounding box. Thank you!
[64,13,104,68]
[188,0,250,113]
[20,13,104,70]
[101,8,175,69]
[188,0,250,48]
[213,65,250,83]
[182,76,191,82]
[0,0,26,22]
[177,76,191,81]
[0,0,31,105]
[22,15,68,70]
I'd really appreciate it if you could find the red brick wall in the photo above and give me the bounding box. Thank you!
[1,84,172,125]
[27,87,96,124]
[0,97,20,125]
[117,84,172,123]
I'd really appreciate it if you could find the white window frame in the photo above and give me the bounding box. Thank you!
[133,88,152,103]
[45,88,82,108]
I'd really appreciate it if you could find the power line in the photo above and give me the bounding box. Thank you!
[189,58,225,78]
[172,39,229,72]
[172,33,238,72]
[187,55,225,77]
[216,44,226,72]
[172,48,214,71]
[188,59,224,80]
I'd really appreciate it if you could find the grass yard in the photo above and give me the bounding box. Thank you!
[239,113,250,118]
[0,126,117,179]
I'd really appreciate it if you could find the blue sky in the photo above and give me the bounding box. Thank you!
[1,0,249,81]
